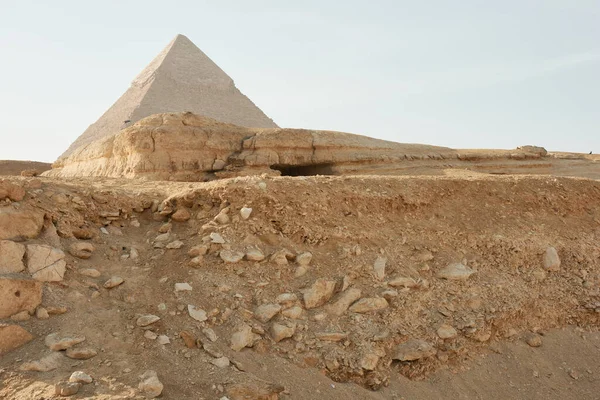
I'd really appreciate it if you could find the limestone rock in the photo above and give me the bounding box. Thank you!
[524,332,543,347]
[543,247,560,271]
[166,240,184,249]
[303,279,336,309]
[240,207,252,220]
[54,381,81,396]
[275,293,298,307]
[393,339,436,361]
[203,328,218,342]
[255,304,282,323]
[0,180,26,201]
[349,297,388,313]
[157,335,170,345]
[387,276,418,288]
[69,371,93,384]
[231,324,255,351]
[188,305,207,322]
[20,352,64,372]
[79,268,101,278]
[0,207,44,240]
[138,370,163,399]
[436,263,475,281]
[65,347,97,359]
[214,210,230,224]
[281,306,303,319]
[26,244,67,282]
[245,247,265,261]
[360,353,380,371]
[326,288,362,316]
[437,324,458,339]
[45,333,86,351]
[373,256,387,280]
[210,232,225,244]
[211,356,230,368]
[69,242,95,259]
[0,277,43,319]
[0,324,34,355]
[0,240,25,273]
[188,244,209,257]
[270,322,295,342]
[271,249,294,266]
[220,249,244,263]
[175,282,192,291]
[296,252,313,266]
[103,276,124,289]
[171,208,191,222]
[136,315,160,327]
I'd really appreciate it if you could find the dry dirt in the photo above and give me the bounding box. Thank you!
[0,169,599,399]
[0,161,51,177]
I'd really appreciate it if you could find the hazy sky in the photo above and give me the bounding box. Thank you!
[1,0,599,162]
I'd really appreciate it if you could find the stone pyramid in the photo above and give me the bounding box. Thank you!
[59,34,278,159]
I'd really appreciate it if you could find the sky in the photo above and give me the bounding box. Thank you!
[1,0,599,162]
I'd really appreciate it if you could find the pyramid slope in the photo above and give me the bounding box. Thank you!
[59,34,278,160]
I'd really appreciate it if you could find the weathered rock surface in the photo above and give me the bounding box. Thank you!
[0,277,43,319]
[255,304,282,323]
[54,381,81,396]
[393,339,436,361]
[45,333,86,351]
[68,242,95,259]
[231,324,256,351]
[69,371,93,384]
[303,279,337,309]
[349,297,389,313]
[0,207,44,240]
[20,352,64,372]
[0,180,26,201]
[436,263,475,281]
[26,244,67,282]
[326,288,362,316]
[0,240,26,273]
[543,247,561,271]
[0,324,34,355]
[138,370,163,398]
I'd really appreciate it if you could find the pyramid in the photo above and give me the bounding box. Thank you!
[59,34,278,159]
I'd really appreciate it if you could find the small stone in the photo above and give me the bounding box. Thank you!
[157,335,170,345]
[79,268,101,278]
[436,263,475,281]
[136,315,160,327]
[255,304,282,323]
[203,328,218,342]
[138,370,163,398]
[10,310,30,321]
[275,293,298,307]
[26,244,66,282]
[46,306,68,315]
[387,277,418,288]
[360,353,380,371]
[180,331,196,348]
[144,331,158,340]
[270,322,295,342]
[524,332,543,347]
[437,324,458,339]
[271,249,294,266]
[20,352,64,372]
[68,242,95,259]
[240,207,252,220]
[188,244,209,257]
[154,232,170,242]
[349,297,388,313]
[296,252,313,266]
[303,279,337,309]
[245,248,265,261]
[220,249,244,263]
[166,240,184,249]
[189,256,204,267]
[373,256,387,280]
[326,288,362,316]
[543,247,561,271]
[210,232,225,244]
[100,227,109,235]
[281,306,303,319]
[171,208,191,222]
[103,276,124,289]
[45,333,86,351]
[212,159,227,170]
[188,305,207,322]
[158,223,172,233]
[231,324,255,351]
[36,307,49,319]
[211,356,230,368]
[69,371,93,384]
[294,266,308,277]
[175,282,192,292]
[65,347,97,360]
[55,381,81,396]
[214,211,230,225]
[393,339,436,361]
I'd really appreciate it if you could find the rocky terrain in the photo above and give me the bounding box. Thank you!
[0,160,51,177]
[1,171,599,399]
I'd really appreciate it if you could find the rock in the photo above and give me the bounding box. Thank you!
[36,307,49,319]
[157,335,170,345]
[214,210,230,224]
[326,288,362,316]
[271,249,294,266]
[0,180,26,201]
[26,244,66,282]
[189,256,204,267]
[180,331,196,348]
[0,240,25,273]
[68,242,95,259]
[381,289,399,300]
[245,247,265,261]
[20,352,64,372]
[275,293,298,307]
[54,381,81,396]
[188,305,207,321]
[387,276,418,288]
[212,159,227,170]
[203,328,218,342]
[281,306,303,319]
[231,324,255,351]
[144,331,158,340]
[188,244,209,257]
[524,332,543,347]
[315,332,348,342]
[45,333,86,351]
[0,324,34,355]
[166,240,184,249]
[360,353,380,371]
[154,232,170,242]
[47,306,68,315]
[0,207,44,240]
[72,228,94,240]
[294,266,308,277]
[171,208,191,222]
[270,322,295,342]
[79,268,101,278]
[210,232,225,244]
[349,297,388,313]
[65,347,97,359]
[220,249,245,263]
[373,256,387,280]
[136,315,160,327]
[436,263,475,281]
[437,324,458,339]
[255,304,282,323]
[211,356,230,368]
[175,282,192,291]
[227,382,285,400]
[296,252,313,266]
[543,247,560,271]
[138,370,163,398]
[0,277,42,319]
[10,310,30,321]
[393,339,436,361]
[103,276,124,289]
[69,371,93,384]
[303,279,337,309]
[240,207,252,220]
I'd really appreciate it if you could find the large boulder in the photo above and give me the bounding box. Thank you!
[26,244,67,282]
[0,277,43,319]
[0,207,44,240]
[0,180,26,201]
[0,240,26,273]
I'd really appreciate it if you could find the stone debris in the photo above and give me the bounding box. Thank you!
[138,370,163,398]
[20,352,64,372]
[296,251,313,266]
[103,276,124,289]
[543,247,561,271]
[0,207,44,240]
[171,208,191,222]
[271,249,294,266]
[188,244,209,257]
[26,244,66,282]
[373,256,387,280]
[348,297,389,313]
[203,328,218,342]
[175,282,193,291]
[65,347,98,359]
[0,180,26,201]
[188,305,208,322]
[210,232,226,244]
[79,268,101,278]
[211,356,230,368]
[220,249,245,263]
[524,332,543,347]
[387,276,419,288]
[136,315,160,327]
[245,247,265,261]
[69,371,93,384]
[68,242,95,259]
[254,304,282,323]
[281,306,303,319]
[144,331,158,340]
[55,381,81,397]
[231,324,256,351]
[0,240,25,273]
[437,324,458,339]
[360,353,380,371]
[303,279,337,309]
[270,322,296,342]
[214,210,230,224]
[180,331,197,348]
[166,240,184,249]
[0,324,34,355]
[240,207,252,220]
[326,288,362,316]
[45,333,86,351]
[393,339,436,361]
[436,263,476,281]
[157,335,170,345]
